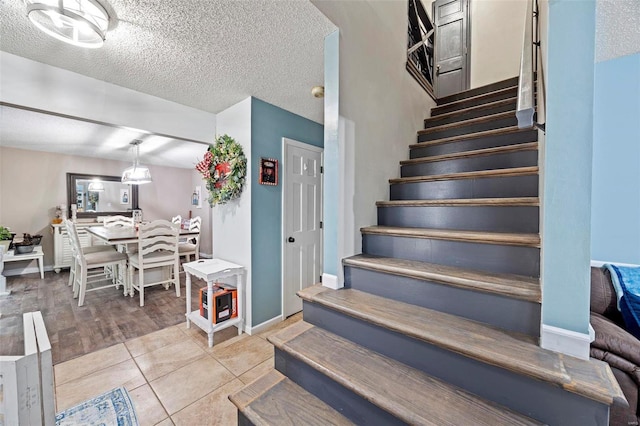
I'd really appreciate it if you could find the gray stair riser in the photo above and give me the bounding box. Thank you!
[419,116,518,142]
[401,150,538,177]
[238,412,252,426]
[362,234,540,277]
[410,129,538,159]
[377,205,539,233]
[344,266,541,336]
[390,175,539,200]
[275,350,403,425]
[424,101,516,129]
[436,77,519,106]
[433,88,518,116]
[303,302,609,426]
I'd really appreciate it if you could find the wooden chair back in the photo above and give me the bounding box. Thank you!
[103,215,134,228]
[136,220,179,265]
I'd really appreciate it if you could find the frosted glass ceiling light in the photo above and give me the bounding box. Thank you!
[87,180,104,192]
[26,0,110,48]
[122,140,152,185]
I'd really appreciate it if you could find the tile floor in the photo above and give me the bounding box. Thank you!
[54,312,303,426]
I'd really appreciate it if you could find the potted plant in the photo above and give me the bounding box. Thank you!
[0,226,13,253]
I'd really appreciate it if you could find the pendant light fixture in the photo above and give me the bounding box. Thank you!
[87,180,105,192]
[25,0,110,49]
[122,140,152,185]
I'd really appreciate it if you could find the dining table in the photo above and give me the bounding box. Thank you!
[87,225,199,245]
[86,225,200,296]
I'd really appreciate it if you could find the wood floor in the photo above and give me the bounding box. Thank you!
[0,270,205,365]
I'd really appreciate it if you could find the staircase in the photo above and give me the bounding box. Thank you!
[230,78,625,425]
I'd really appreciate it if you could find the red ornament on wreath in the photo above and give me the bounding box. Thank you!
[213,162,232,188]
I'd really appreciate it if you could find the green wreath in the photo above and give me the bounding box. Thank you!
[195,135,247,206]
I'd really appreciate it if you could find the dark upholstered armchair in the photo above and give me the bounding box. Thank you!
[590,267,640,426]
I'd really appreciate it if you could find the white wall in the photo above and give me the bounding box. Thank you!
[470,0,527,88]
[212,97,253,329]
[312,0,435,271]
[0,52,216,142]
[191,170,213,257]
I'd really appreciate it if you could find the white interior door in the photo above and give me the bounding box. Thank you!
[283,138,323,318]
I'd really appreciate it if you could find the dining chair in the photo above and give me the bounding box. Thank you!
[178,216,201,263]
[171,215,182,226]
[101,215,134,281]
[103,215,134,227]
[128,220,180,307]
[65,220,128,306]
[64,220,116,288]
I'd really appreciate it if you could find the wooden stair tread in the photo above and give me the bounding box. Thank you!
[297,286,627,407]
[376,197,539,207]
[229,369,353,426]
[270,321,542,426]
[410,126,534,149]
[401,142,538,165]
[360,226,540,247]
[343,254,541,302]
[426,96,517,123]
[432,86,517,113]
[419,111,516,135]
[389,166,538,185]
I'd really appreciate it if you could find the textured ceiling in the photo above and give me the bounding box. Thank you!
[0,106,207,169]
[0,0,335,123]
[596,0,640,63]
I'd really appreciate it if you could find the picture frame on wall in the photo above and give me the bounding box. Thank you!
[120,189,130,205]
[259,158,278,186]
[192,185,202,209]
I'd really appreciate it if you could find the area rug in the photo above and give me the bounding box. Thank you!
[55,386,139,426]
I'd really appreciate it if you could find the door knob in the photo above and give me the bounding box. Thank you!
[436,64,440,76]
[288,237,295,243]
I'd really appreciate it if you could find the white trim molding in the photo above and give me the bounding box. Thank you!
[541,324,591,360]
[244,314,283,336]
[591,259,639,268]
[322,273,342,290]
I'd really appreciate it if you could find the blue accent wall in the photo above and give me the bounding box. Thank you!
[591,53,640,264]
[250,97,324,326]
[542,0,596,335]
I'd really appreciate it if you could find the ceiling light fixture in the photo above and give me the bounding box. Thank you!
[25,0,110,48]
[122,140,152,185]
[87,180,104,192]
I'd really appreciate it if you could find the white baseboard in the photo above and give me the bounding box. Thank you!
[322,273,342,289]
[199,252,213,259]
[244,314,283,335]
[3,265,54,277]
[591,259,639,267]
[540,324,591,360]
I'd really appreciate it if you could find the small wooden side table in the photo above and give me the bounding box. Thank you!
[2,246,45,279]
[183,258,245,347]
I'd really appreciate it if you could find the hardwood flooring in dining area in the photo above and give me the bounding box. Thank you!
[0,269,204,365]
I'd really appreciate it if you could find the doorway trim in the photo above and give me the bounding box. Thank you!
[281,137,324,320]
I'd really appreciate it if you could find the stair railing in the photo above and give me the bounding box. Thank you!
[406,0,436,100]
[516,0,540,130]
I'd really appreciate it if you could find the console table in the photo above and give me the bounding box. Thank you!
[183,258,245,347]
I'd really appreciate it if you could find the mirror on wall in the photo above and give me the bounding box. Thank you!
[66,173,139,219]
